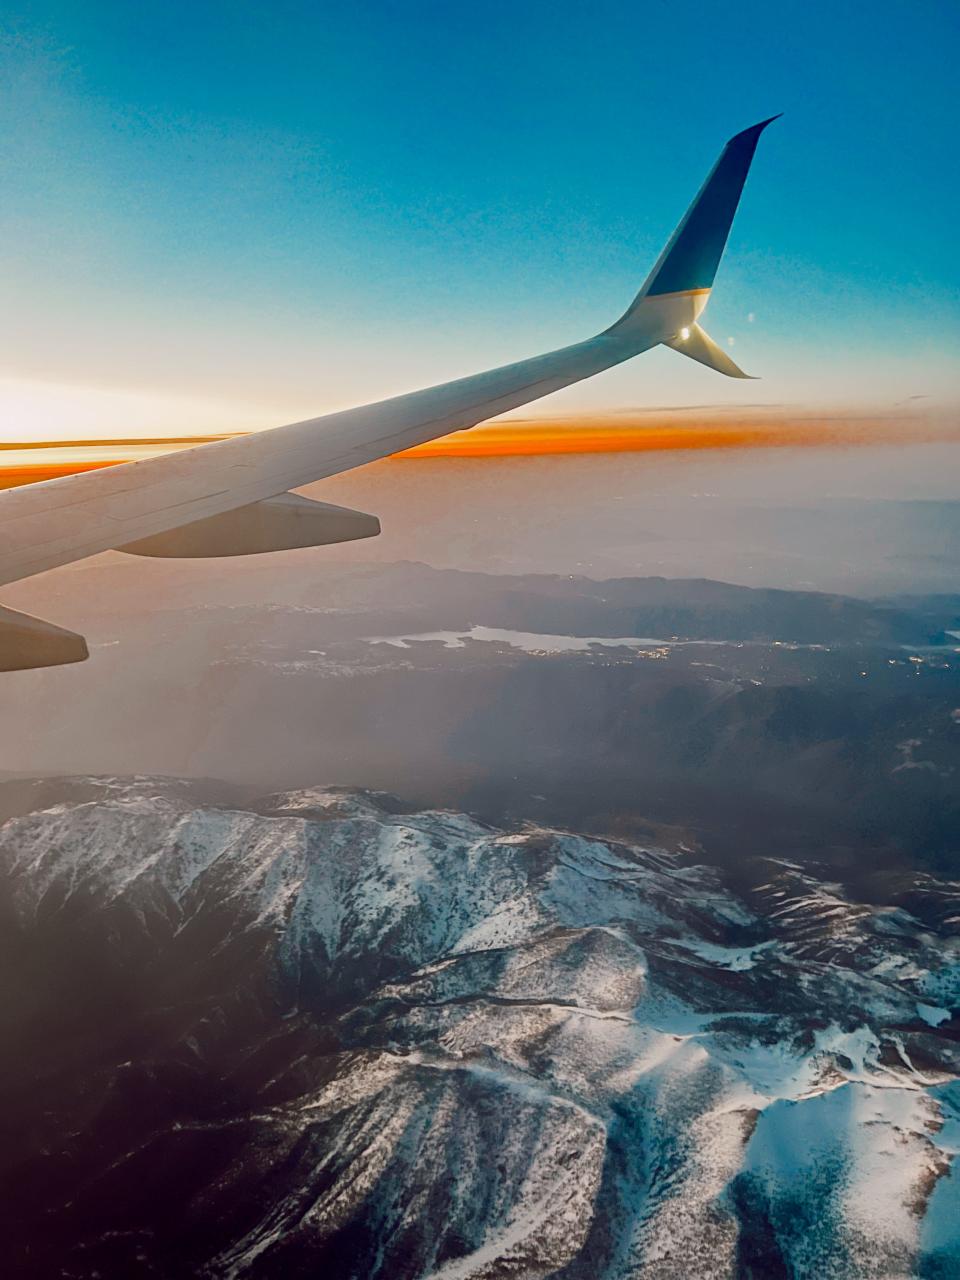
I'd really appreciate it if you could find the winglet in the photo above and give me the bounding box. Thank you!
[640,115,780,300]
[610,115,780,334]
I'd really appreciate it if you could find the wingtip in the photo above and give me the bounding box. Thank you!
[727,114,782,147]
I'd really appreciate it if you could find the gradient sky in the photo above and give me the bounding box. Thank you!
[2,0,958,442]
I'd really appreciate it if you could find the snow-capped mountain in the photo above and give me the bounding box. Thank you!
[0,777,958,1278]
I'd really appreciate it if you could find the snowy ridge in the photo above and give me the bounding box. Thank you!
[0,780,958,1278]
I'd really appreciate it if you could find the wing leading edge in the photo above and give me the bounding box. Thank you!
[0,118,777,667]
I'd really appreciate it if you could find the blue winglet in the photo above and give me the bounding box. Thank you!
[640,115,780,300]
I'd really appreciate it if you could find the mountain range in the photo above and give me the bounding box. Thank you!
[1,776,958,1278]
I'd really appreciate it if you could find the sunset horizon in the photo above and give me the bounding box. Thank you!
[1,401,954,489]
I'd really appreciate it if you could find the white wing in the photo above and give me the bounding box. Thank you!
[0,118,776,668]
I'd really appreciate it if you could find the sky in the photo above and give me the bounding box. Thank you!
[1,0,958,446]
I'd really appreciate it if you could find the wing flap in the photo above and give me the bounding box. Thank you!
[0,604,88,671]
[118,493,380,558]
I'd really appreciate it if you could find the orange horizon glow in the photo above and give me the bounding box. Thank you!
[394,411,960,458]
[0,410,955,489]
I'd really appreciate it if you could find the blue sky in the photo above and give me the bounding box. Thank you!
[1,0,957,438]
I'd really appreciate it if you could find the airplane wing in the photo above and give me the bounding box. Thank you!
[0,117,778,670]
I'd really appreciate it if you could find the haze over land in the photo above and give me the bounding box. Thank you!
[3,419,957,592]
[315,431,960,595]
[5,410,958,1280]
